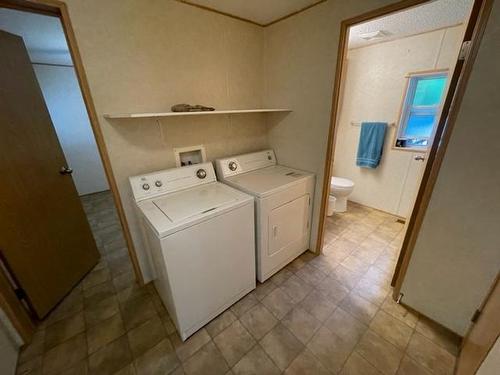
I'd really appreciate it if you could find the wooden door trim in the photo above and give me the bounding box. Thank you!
[0,0,144,342]
[316,0,429,254]
[175,0,328,28]
[0,266,34,342]
[316,0,492,304]
[455,274,500,374]
[391,0,493,295]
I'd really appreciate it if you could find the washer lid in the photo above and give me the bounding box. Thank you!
[153,183,239,223]
[225,165,314,198]
[137,182,253,237]
[332,177,354,188]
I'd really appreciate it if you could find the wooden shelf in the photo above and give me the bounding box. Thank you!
[104,108,291,119]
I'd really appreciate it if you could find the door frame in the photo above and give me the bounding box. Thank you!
[455,273,500,374]
[0,0,143,342]
[315,0,493,296]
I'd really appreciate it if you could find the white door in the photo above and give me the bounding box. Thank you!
[397,153,427,217]
[268,195,310,256]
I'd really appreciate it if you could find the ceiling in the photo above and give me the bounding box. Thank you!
[0,0,473,64]
[0,8,71,65]
[180,0,322,26]
[348,0,474,49]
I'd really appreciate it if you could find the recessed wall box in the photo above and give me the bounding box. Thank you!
[174,145,207,167]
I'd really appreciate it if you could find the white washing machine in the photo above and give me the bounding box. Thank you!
[130,163,255,341]
[215,150,315,282]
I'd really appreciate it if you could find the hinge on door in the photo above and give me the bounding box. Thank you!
[471,309,481,323]
[458,40,472,61]
[308,197,311,206]
[14,287,27,300]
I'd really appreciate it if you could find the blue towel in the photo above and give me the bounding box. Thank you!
[356,122,387,168]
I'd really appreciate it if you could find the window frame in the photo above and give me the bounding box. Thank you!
[394,70,449,151]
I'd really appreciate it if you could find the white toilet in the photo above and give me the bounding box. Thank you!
[329,177,355,213]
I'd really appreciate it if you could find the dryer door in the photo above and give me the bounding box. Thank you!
[268,194,310,256]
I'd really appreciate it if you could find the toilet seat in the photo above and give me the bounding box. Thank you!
[331,177,354,189]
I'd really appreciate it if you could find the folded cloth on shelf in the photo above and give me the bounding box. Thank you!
[171,104,215,112]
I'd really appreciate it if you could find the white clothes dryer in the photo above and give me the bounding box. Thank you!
[215,150,315,282]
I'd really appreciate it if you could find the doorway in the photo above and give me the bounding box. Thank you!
[0,9,109,195]
[0,1,141,345]
[319,0,474,303]
[310,0,489,365]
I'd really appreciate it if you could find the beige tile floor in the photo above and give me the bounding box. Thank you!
[16,194,461,375]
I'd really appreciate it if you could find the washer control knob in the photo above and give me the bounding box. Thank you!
[142,183,150,190]
[228,161,237,171]
[196,169,207,179]
[155,180,163,187]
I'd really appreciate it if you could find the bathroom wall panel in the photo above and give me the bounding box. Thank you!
[333,25,466,217]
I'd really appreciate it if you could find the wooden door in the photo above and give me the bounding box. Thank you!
[0,30,99,318]
[455,276,500,374]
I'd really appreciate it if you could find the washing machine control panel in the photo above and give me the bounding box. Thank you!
[215,149,276,178]
[130,163,217,202]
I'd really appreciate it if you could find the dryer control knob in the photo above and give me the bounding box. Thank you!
[228,161,237,171]
[142,183,150,190]
[196,169,207,179]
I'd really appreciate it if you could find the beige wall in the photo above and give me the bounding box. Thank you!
[262,0,499,337]
[64,0,268,279]
[0,308,22,375]
[63,1,498,338]
[334,25,465,217]
[477,337,500,375]
[400,0,500,335]
[263,0,403,250]
[34,64,109,196]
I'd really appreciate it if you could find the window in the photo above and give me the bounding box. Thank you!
[396,72,448,149]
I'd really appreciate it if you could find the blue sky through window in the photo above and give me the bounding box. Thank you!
[413,77,447,106]
[406,113,436,137]
[397,73,448,148]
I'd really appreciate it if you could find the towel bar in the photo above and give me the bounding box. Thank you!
[350,121,396,127]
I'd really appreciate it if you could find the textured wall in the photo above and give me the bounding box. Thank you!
[263,0,399,250]
[477,337,500,375]
[334,25,465,217]
[64,0,267,279]
[34,65,109,196]
[263,0,498,336]
[0,308,22,375]
[400,0,500,335]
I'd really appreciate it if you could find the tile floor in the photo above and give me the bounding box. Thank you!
[16,195,461,375]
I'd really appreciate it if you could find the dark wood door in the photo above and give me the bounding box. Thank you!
[0,30,99,318]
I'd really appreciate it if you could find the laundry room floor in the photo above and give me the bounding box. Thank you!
[15,195,461,375]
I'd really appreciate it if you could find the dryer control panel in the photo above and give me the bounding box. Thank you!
[130,162,217,202]
[215,149,276,178]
